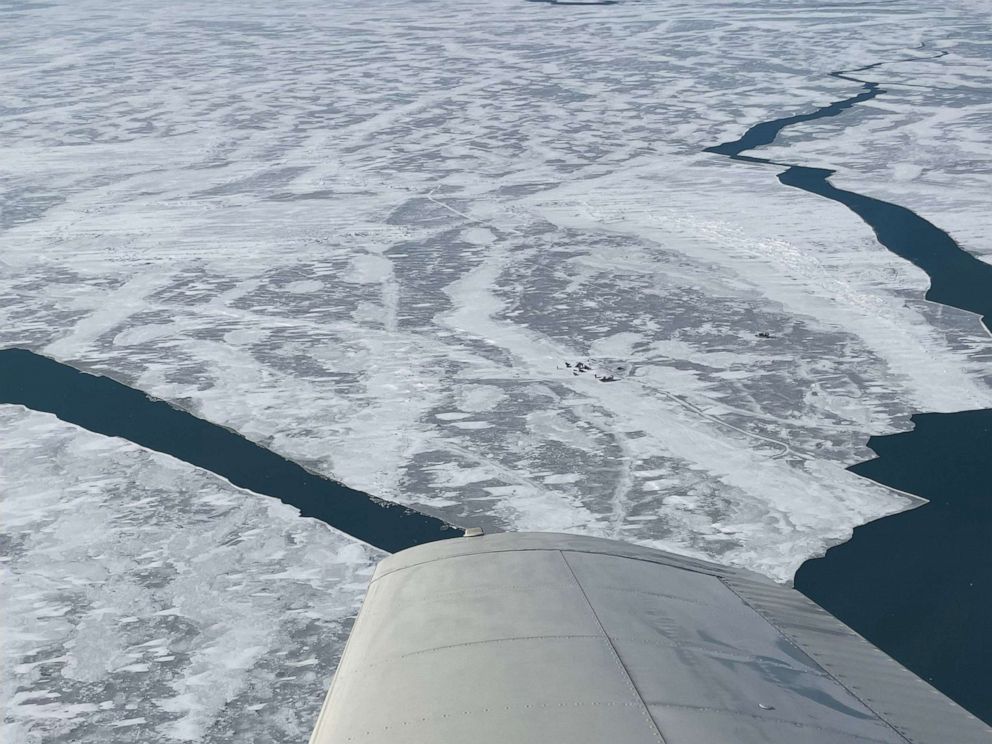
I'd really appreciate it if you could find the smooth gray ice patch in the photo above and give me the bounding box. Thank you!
[0,185,65,229]
[387,230,487,330]
[193,167,309,197]
[163,361,217,392]
[266,189,340,202]
[386,197,468,229]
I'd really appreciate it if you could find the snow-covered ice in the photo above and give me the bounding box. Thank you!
[0,406,381,743]
[2,0,992,738]
[3,0,992,573]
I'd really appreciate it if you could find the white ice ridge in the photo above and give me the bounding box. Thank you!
[1,0,991,586]
[0,406,382,744]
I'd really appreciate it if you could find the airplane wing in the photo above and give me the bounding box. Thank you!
[310,532,991,743]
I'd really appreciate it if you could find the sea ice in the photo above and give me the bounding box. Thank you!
[2,0,990,579]
[2,0,992,736]
[0,406,381,743]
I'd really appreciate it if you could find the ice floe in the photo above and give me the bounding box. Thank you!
[2,0,992,737]
[0,406,381,743]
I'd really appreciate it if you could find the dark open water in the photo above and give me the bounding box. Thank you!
[796,411,992,722]
[1,48,988,727]
[4,345,986,721]
[707,52,992,723]
[0,348,455,553]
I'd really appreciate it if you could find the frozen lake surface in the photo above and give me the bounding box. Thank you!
[0,347,454,552]
[0,406,381,743]
[2,0,992,739]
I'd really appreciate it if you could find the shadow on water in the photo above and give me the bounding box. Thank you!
[706,50,992,724]
[0,347,457,553]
